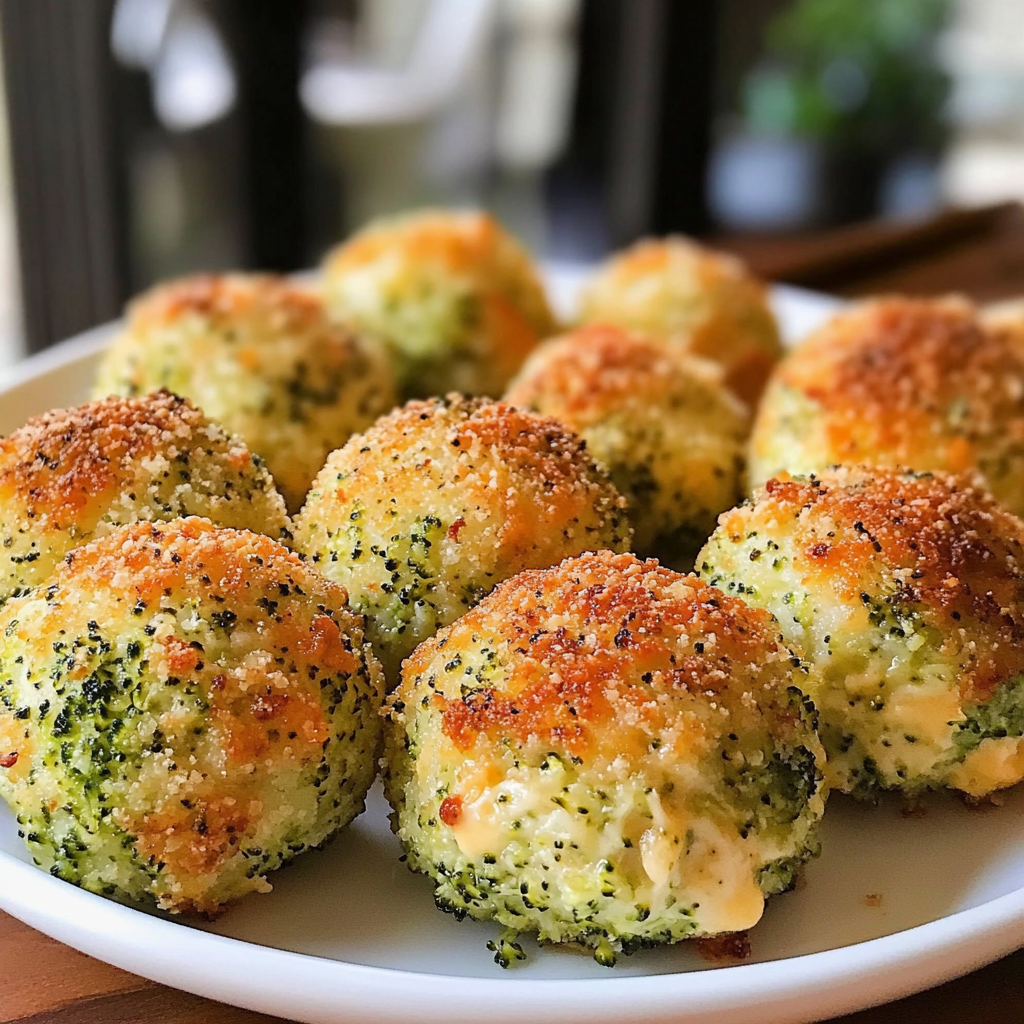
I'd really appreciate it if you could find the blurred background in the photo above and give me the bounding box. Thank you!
[0,0,1023,363]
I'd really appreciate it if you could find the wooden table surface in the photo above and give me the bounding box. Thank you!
[7,202,1024,1024]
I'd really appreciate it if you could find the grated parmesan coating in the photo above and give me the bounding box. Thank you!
[384,551,826,963]
[321,209,557,400]
[0,517,384,915]
[577,237,782,405]
[749,296,1024,517]
[293,394,631,682]
[0,391,289,602]
[92,274,397,511]
[699,466,1024,798]
[506,324,749,568]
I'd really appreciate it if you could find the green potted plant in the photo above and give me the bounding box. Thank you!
[711,0,952,230]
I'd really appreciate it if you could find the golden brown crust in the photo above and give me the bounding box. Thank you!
[402,551,787,758]
[776,296,1024,473]
[323,211,553,329]
[591,237,760,297]
[335,394,625,543]
[506,324,714,423]
[578,237,781,404]
[327,211,504,275]
[126,274,327,337]
[122,274,369,393]
[0,392,251,527]
[448,398,603,490]
[726,468,1024,702]
[59,516,317,608]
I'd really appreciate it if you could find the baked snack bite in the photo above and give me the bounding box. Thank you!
[293,395,630,681]
[384,551,827,965]
[92,274,396,511]
[699,467,1024,799]
[505,324,749,569]
[0,392,289,603]
[577,237,782,405]
[749,297,1024,517]
[321,209,557,399]
[0,517,384,915]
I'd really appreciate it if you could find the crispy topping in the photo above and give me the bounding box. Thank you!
[585,237,763,303]
[0,391,243,524]
[315,393,627,548]
[126,273,327,336]
[777,297,1024,469]
[121,794,253,902]
[326,210,505,275]
[450,399,604,490]
[506,324,737,424]
[57,517,309,604]
[752,467,1024,700]
[400,551,788,757]
[340,393,621,500]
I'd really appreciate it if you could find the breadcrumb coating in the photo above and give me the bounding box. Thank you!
[92,274,397,510]
[384,551,826,961]
[0,391,289,602]
[506,325,749,568]
[294,394,631,681]
[699,466,1024,797]
[577,237,782,405]
[321,209,557,399]
[0,517,384,915]
[750,297,1024,516]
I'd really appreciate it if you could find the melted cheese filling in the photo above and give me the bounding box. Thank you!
[447,762,766,936]
[947,736,1024,797]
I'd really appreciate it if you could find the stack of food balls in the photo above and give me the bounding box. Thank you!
[5,205,1020,970]
[0,210,826,963]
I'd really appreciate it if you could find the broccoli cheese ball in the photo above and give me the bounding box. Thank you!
[0,392,289,604]
[0,517,384,915]
[384,551,827,965]
[321,209,557,399]
[93,274,397,511]
[749,297,1024,517]
[699,467,1024,799]
[506,325,749,569]
[294,395,630,681]
[577,237,782,405]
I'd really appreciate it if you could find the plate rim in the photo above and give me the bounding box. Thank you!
[4,841,1024,1024]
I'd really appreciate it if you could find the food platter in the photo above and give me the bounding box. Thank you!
[3,276,1024,1024]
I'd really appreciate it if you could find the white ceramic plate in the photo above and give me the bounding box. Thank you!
[4,280,1024,1024]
